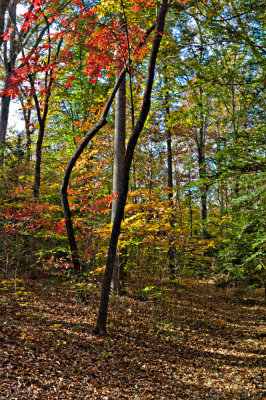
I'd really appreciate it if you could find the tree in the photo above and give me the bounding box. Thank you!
[29,36,63,199]
[94,0,168,335]
[0,0,55,165]
[0,0,18,164]
[109,10,127,292]
[61,0,159,274]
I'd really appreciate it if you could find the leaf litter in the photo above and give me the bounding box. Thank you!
[0,277,265,399]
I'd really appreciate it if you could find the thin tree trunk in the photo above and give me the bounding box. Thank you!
[31,38,62,199]
[0,79,11,155]
[188,169,193,238]
[231,85,240,198]
[33,122,45,199]
[25,110,33,161]
[94,0,168,335]
[197,86,209,239]
[200,191,208,238]
[164,87,175,278]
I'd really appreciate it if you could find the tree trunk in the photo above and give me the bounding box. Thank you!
[93,0,168,335]
[33,121,45,199]
[31,38,62,199]
[111,75,126,222]
[188,168,193,238]
[164,88,175,278]
[197,86,209,239]
[200,190,208,239]
[25,110,33,161]
[0,78,11,158]
[111,74,126,292]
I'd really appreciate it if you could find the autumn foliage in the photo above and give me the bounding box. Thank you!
[0,0,265,330]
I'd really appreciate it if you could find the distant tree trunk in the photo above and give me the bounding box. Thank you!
[93,0,168,335]
[33,121,45,199]
[24,109,33,161]
[190,21,209,240]
[164,86,175,278]
[197,85,209,239]
[188,168,193,238]
[231,84,240,198]
[216,130,225,222]
[111,73,126,292]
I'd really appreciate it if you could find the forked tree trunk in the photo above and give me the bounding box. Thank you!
[61,70,127,274]
[61,21,157,277]
[93,0,168,335]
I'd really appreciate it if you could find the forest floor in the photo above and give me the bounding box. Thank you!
[0,274,265,399]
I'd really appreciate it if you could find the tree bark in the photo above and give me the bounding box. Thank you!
[111,73,126,292]
[111,75,126,222]
[94,0,168,336]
